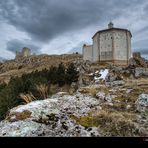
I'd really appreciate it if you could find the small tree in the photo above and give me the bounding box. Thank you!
[49,66,58,84]
[66,63,79,85]
[57,63,66,87]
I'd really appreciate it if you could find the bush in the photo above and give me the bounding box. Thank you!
[57,63,66,87]
[0,62,79,121]
[66,63,79,85]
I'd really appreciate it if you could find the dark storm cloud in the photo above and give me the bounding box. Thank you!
[0,0,143,43]
[0,0,148,58]
[6,39,41,54]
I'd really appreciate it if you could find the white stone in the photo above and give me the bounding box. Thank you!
[126,105,131,110]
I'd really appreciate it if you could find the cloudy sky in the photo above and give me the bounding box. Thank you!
[0,0,148,59]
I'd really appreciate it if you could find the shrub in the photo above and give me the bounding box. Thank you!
[0,62,79,121]
[57,63,66,87]
[66,63,79,85]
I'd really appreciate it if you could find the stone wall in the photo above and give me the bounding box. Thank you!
[99,31,113,61]
[83,45,93,61]
[113,30,129,62]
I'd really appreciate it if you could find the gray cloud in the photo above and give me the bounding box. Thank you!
[0,0,144,42]
[0,0,148,58]
[6,39,41,54]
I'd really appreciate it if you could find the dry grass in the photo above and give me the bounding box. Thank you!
[6,110,32,122]
[79,85,109,97]
[72,110,141,137]
[19,93,36,104]
[35,83,49,99]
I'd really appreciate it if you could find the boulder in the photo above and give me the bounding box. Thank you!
[136,94,148,112]
[0,92,100,137]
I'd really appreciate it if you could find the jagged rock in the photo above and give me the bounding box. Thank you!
[129,53,148,68]
[74,60,92,74]
[135,68,148,78]
[136,94,148,112]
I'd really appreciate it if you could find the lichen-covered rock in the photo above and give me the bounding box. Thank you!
[136,94,148,112]
[0,92,100,137]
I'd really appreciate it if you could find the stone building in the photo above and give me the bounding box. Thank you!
[16,47,31,59]
[83,22,132,65]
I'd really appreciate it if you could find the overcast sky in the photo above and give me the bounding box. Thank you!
[0,0,148,59]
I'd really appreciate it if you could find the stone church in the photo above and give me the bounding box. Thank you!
[83,22,132,65]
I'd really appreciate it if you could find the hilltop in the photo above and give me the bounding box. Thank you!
[0,53,82,84]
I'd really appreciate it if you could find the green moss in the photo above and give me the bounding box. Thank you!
[70,115,97,127]
[113,97,129,101]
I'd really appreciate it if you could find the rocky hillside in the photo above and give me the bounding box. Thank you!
[0,54,82,84]
[0,60,148,136]
[0,84,147,137]
[0,53,148,137]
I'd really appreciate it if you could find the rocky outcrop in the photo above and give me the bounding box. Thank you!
[74,60,92,74]
[130,53,148,68]
[0,92,100,137]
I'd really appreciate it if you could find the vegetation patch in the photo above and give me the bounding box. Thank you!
[0,63,79,121]
[72,110,142,137]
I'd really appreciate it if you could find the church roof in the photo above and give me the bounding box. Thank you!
[92,27,132,39]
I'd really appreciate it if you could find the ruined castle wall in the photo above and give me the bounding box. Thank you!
[22,48,31,57]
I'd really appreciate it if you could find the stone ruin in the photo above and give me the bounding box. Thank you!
[133,52,141,59]
[15,47,31,59]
